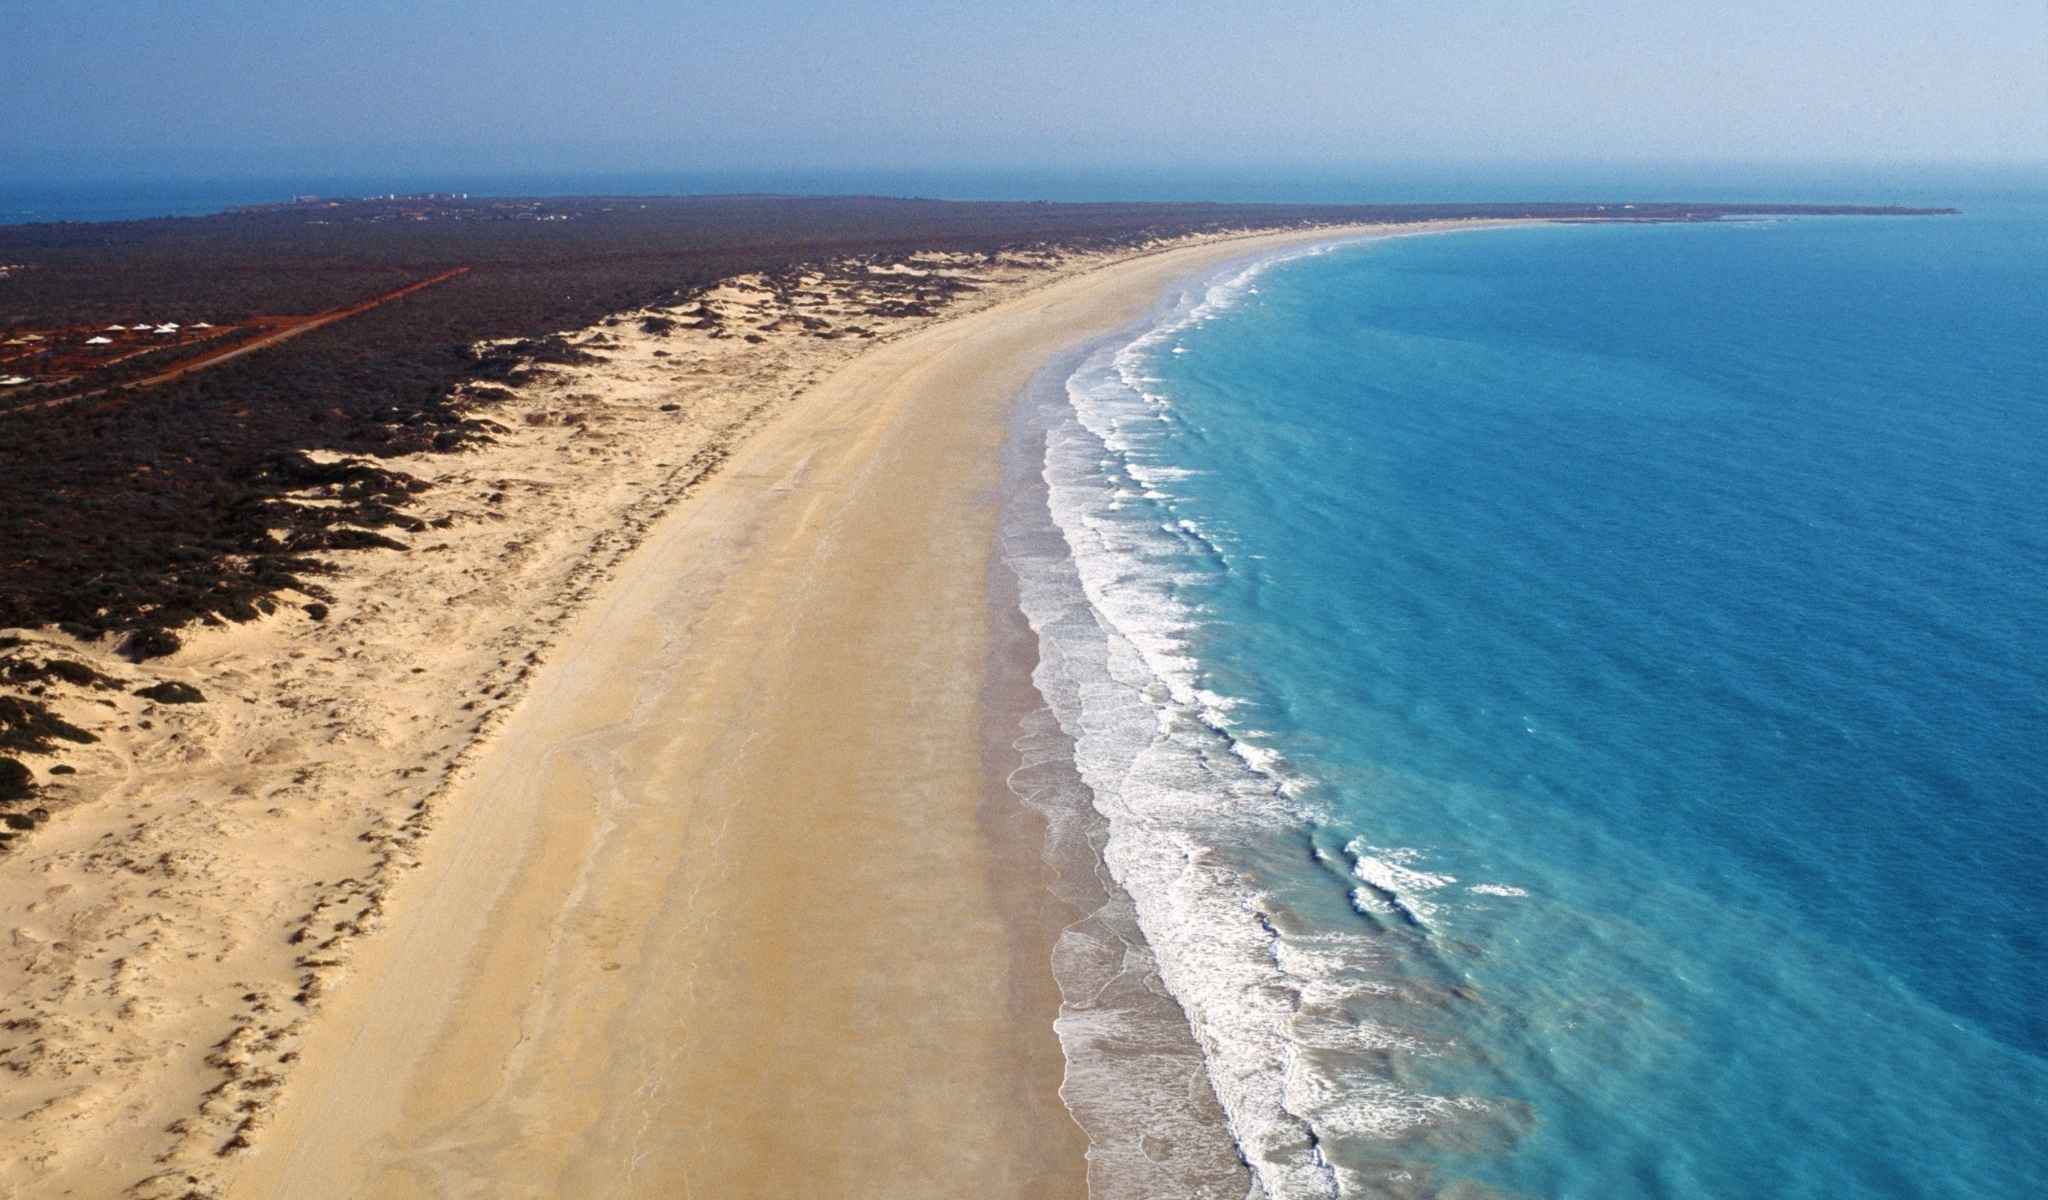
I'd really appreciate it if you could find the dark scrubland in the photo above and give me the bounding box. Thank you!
[0,638,112,829]
[0,195,1950,668]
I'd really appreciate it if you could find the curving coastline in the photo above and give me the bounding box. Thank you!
[210,222,1461,1198]
[0,227,1350,1200]
[1003,224,1548,1200]
[1003,203,2048,1200]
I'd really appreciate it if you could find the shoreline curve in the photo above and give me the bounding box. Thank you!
[220,221,1493,1199]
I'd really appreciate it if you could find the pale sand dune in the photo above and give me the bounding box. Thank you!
[0,221,1515,1199]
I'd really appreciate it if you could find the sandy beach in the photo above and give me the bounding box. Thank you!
[1,221,1508,1199]
[226,224,1406,1199]
[225,225,1379,1200]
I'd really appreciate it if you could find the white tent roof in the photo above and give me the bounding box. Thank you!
[86,336,113,344]
[192,321,214,329]
[107,324,127,331]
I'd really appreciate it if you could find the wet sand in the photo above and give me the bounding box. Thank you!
[221,224,1401,1199]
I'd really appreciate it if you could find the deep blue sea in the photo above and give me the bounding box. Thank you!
[1012,203,2047,1198]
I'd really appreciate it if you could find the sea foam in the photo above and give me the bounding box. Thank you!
[1009,242,1478,1199]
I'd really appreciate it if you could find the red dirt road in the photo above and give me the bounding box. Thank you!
[5,266,471,413]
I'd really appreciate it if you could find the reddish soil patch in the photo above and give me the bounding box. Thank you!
[129,267,471,389]
[6,267,470,412]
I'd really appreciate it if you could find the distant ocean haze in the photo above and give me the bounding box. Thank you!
[4,163,2037,223]
[1015,196,2048,1197]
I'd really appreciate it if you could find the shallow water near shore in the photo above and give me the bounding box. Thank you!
[1010,206,2048,1197]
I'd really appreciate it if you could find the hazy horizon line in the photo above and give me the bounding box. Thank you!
[6,157,2044,186]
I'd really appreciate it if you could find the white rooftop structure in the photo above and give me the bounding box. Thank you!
[0,375,28,386]
[86,336,113,345]
[192,321,214,329]
[154,324,178,334]
[107,324,127,331]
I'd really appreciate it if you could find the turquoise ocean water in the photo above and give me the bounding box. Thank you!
[1009,205,2046,1198]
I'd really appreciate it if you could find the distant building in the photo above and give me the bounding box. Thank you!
[86,336,113,344]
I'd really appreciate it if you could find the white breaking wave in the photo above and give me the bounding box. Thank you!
[1017,243,1478,1199]
[1345,842,1457,930]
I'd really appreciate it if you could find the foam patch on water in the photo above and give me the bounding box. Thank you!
[1469,883,1530,898]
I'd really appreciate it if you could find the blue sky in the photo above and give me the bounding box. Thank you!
[5,1,2044,179]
